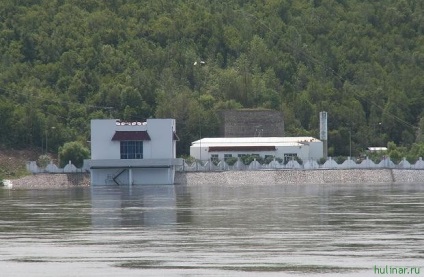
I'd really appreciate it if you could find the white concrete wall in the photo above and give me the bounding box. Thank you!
[275,145,309,161]
[144,119,176,159]
[91,119,176,161]
[207,150,277,160]
[189,138,324,162]
[190,144,313,161]
[91,168,174,185]
[131,168,174,185]
[91,168,117,185]
[308,141,324,160]
[91,119,122,159]
[190,145,203,160]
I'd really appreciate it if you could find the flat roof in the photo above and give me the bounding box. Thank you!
[192,137,321,146]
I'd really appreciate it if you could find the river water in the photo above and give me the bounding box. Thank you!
[0,182,423,277]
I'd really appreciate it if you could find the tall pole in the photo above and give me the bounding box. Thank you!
[45,129,47,154]
[349,130,352,158]
[194,60,205,162]
[199,110,202,162]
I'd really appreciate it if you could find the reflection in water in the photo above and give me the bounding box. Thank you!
[91,185,183,228]
[0,183,423,277]
[91,185,193,228]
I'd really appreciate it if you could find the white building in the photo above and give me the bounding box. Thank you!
[89,119,182,185]
[190,137,323,163]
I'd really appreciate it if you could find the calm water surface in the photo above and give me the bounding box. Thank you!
[0,182,423,276]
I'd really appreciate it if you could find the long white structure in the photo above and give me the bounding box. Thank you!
[89,119,181,185]
[190,137,323,162]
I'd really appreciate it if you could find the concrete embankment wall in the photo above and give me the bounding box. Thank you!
[12,173,90,189]
[9,169,424,189]
[175,169,424,186]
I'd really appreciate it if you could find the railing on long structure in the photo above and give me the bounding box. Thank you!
[26,160,90,174]
[26,157,424,174]
[177,157,424,172]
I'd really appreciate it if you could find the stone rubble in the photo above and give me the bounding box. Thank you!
[11,173,90,189]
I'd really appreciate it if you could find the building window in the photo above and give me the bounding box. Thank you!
[120,141,143,159]
[237,154,247,158]
[211,154,219,161]
[224,154,232,161]
[284,153,297,163]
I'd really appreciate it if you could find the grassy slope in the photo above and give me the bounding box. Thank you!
[0,148,41,179]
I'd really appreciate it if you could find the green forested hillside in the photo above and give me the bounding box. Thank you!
[1,0,424,157]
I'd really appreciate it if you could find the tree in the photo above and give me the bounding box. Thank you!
[58,141,90,168]
[2,0,424,157]
[0,98,14,145]
[416,117,424,143]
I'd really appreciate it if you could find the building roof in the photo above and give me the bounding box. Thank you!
[111,131,179,141]
[111,131,151,141]
[192,137,320,146]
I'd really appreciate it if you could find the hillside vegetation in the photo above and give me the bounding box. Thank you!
[1,0,424,157]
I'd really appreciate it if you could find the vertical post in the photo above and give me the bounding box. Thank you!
[194,60,206,163]
[128,168,133,186]
[198,82,202,163]
[320,111,328,158]
[168,167,171,184]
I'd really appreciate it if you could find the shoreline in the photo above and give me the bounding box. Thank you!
[6,173,90,189]
[3,169,424,189]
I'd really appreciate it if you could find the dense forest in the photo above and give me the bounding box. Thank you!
[1,0,424,158]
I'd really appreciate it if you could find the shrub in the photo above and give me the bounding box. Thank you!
[370,156,382,164]
[36,155,52,168]
[335,156,347,164]
[58,141,90,168]
[406,154,418,164]
[182,155,195,165]
[0,168,6,181]
[255,156,265,164]
[318,157,327,165]
[240,155,255,165]
[264,155,275,164]
[389,149,402,164]
[239,154,267,165]
[225,157,238,166]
